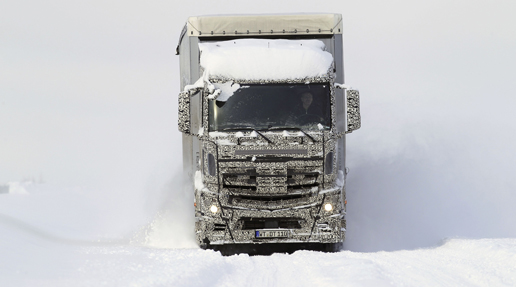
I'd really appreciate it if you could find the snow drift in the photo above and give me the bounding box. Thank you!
[199,39,333,80]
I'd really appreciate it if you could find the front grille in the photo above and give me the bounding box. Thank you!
[234,149,308,156]
[241,217,303,230]
[225,185,257,192]
[286,183,318,190]
[222,171,320,189]
[219,159,323,200]
[230,193,310,203]
[213,223,226,231]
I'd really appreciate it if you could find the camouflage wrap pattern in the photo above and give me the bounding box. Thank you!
[189,75,347,246]
[178,91,191,134]
[346,89,361,133]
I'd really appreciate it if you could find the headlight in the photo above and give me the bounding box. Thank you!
[324,203,333,211]
[210,205,218,213]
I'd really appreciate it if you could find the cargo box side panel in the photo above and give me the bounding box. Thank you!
[178,32,201,212]
[334,34,346,173]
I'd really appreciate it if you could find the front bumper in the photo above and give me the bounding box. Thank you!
[195,190,345,245]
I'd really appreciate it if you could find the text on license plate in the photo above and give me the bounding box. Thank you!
[255,230,290,238]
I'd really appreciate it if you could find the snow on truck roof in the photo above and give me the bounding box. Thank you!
[186,14,342,37]
[199,39,334,81]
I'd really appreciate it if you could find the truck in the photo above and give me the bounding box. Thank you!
[176,14,360,254]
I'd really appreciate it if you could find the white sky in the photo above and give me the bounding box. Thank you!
[1,0,515,185]
[1,0,516,250]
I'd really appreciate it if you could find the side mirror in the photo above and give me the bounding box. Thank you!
[346,90,361,133]
[178,91,191,134]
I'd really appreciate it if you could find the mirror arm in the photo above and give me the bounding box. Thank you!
[334,83,352,90]
[331,131,345,139]
[184,87,203,95]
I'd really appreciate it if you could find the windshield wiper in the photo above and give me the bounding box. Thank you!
[221,127,273,144]
[265,127,317,143]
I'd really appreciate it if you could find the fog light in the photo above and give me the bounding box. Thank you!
[324,203,333,211]
[210,205,218,213]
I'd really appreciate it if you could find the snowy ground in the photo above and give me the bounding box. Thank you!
[6,237,516,287]
[1,183,516,287]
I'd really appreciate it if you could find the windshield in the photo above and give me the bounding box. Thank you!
[208,83,331,132]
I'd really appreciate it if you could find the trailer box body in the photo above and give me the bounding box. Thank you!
[176,14,360,251]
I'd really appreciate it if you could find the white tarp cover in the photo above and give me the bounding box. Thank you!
[187,14,342,36]
[199,39,334,81]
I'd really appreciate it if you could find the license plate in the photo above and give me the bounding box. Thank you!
[255,229,290,238]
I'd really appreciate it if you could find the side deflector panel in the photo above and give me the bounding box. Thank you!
[178,91,191,134]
